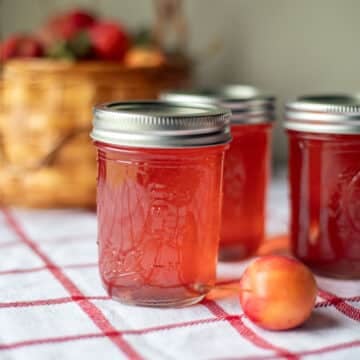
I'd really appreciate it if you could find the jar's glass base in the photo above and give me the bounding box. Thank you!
[298,258,360,279]
[103,283,209,308]
[110,293,205,308]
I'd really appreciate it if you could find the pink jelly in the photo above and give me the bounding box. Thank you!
[91,101,231,306]
[286,95,360,278]
[162,86,275,260]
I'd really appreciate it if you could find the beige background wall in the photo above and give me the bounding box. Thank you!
[2,0,360,163]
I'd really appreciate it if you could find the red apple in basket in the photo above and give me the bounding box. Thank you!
[0,35,43,60]
[239,255,317,330]
[88,21,130,61]
[37,9,96,46]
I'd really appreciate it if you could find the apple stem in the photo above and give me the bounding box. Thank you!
[213,284,252,294]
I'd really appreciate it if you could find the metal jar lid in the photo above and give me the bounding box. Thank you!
[285,95,360,134]
[91,101,232,148]
[161,85,275,124]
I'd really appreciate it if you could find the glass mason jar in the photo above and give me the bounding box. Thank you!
[285,95,360,278]
[91,101,231,306]
[162,86,275,260]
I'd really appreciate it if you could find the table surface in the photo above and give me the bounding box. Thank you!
[0,176,359,360]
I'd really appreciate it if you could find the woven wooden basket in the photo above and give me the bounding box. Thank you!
[0,59,190,207]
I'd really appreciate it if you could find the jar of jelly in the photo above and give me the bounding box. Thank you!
[91,101,231,306]
[285,95,360,278]
[162,86,275,260]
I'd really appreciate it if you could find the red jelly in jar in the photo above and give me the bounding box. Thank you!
[91,101,231,306]
[286,95,360,278]
[162,86,275,260]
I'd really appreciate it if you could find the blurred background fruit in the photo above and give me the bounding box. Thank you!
[0,35,43,61]
[88,21,130,61]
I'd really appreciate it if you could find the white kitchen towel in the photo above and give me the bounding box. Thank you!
[0,176,359,360]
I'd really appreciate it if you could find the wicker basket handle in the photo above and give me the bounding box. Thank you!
[37,127,90,168]
[2,127,90,174]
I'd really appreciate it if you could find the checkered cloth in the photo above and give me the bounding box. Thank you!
[0,176,359,360]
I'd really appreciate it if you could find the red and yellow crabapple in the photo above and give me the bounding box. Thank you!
[239,255,317,330]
